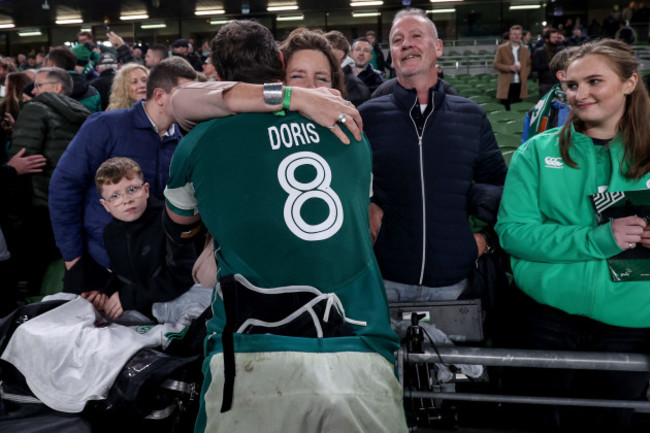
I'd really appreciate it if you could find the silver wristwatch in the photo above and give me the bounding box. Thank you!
[263,82,283,105]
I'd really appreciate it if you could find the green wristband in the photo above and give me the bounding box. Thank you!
[283,86,292,111]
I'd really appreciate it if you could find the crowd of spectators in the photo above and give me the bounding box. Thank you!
[0,9,649,432]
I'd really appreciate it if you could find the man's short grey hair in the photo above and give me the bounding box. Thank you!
[392,8,438,40]
[37,66,73,96]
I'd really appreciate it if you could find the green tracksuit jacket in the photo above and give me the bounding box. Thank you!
[496,125,650,328]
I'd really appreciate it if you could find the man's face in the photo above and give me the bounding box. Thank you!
[145,51,161,68]
[351,41,373,68]
[133,47,143,59]
[160,77,194,117]
[32,72,60,96]
[389,15,443,81]
[510,29,522,44]
[78,35,91,45]
[366,34,376,45]
[548,32,562,45]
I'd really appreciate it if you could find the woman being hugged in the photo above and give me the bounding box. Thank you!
[495,38,650,431]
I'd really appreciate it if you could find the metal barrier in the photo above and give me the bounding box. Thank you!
[398,345,650,410]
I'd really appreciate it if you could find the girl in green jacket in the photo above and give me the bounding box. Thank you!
[496,39,650,431]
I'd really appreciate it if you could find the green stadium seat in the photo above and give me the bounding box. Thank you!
[492,120,524,135]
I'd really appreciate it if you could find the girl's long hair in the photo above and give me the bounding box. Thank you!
[559,39,650,180]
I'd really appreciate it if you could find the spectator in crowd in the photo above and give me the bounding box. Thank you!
[494,24,531,110]
[107,30,136,65]
[106,63,149,111]
[360,8,507,303]
[605,4,625,37]
[532,27,564,98]
[0,72,32,145]
[83,157,195,320]
[164,19,406,433]
[202,57,218,81]
[365,30,388,75]
[48,57,197,292]
[522,29,535,53]
[7,67,90,294]
[496,39,650,432]
[90,52,119,111]
[279,28,346,96]
[132,47,146,66]
[16,54,26,70]
[325,30,371,106]
[145,44,168,68]
[566,25,591,46]
[521,46,578,143]
[44,47,102,113]
[170,39,203,72]
[615,20,638,44]
[35,52,45,69]
[0,58,17,97]
[623,1,636,23]
[351,37,385,94]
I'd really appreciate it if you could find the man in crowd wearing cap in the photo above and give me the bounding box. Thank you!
[44,47,102,113]
[90,53,119,110]
[171,39,203,72]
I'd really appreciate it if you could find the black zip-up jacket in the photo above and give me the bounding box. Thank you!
[102,197,196,316]
[359,81,507,287]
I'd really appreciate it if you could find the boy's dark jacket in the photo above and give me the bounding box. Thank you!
[102,197,196,316]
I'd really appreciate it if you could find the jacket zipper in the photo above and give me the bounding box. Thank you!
[408,97,434,286]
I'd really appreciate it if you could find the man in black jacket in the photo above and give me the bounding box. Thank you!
[359,8,507,303]
[7,66,90,295]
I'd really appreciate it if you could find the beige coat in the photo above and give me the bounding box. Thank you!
[493,42,531,100]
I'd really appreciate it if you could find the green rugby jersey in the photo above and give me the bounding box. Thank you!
[165,112,398,362]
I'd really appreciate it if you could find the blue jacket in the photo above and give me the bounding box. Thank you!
[359,81,507,287]
[49,100,183,268]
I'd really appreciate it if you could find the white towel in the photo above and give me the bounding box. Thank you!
[1,297,181,413]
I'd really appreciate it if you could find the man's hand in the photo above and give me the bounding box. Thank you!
[107,31,126,48]
[612,216,647,250]
[7,148,46,175]
[369,203,383,245]
[104,292,123,319]
[474,233,487,258]
[290,87,363,145]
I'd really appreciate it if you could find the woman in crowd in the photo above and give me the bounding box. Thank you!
[0,72,32,143]
[279,28,346,96]
[496,39,650,431]
[106,63,149,111]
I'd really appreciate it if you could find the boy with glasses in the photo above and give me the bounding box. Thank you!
[80,157,195,320]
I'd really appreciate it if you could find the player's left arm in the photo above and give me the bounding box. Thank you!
[164,203,202,244]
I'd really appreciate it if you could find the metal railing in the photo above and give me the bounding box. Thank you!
[398,345,650,410]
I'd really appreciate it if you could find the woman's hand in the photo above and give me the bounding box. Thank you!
[2,112,15,132]
[640,219,650,249]
[612,216,647,250]
[290,87,363,145]
[7,148,46,175]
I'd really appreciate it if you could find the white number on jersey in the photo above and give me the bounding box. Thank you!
[277,152,344,241]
